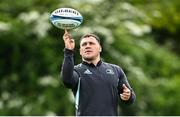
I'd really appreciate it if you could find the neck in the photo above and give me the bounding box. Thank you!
[82,56,100,66]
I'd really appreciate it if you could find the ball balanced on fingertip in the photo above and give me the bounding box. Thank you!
[50,7,83,30]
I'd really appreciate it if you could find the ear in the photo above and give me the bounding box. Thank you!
[80,48,82,56]
[99,46,102,52]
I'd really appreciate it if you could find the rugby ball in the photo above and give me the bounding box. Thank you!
[50,8,83,29]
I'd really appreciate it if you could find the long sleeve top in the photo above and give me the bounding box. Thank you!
[61,48,136,116]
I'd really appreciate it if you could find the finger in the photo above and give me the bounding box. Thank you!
[123,88,130,93]
[63,36,69,41]
[63,29,69,38]
[122,92,131,97]
[65,28,68,33]
[123,84,130,92]
[70,38,74,43]
[63,34,71,41]
[68,34,72,39]
[63,33,68,40]
[64,32,72,39]
[123,84,128,89]
[120,94,129,101]
[121,93,130,100]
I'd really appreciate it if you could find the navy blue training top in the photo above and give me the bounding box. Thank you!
[61,48,136,116]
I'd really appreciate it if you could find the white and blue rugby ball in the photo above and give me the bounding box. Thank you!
[50,8,83,29]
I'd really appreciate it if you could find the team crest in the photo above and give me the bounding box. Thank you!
[106,69,114,75]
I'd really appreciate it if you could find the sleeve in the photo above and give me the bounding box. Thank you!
[117,66,136,104]
[60,48,79,89]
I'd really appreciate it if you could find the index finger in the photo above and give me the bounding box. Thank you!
[123,84,130,91]
[63,29,68,39]
[64,29,68,34]
[123,84,128,89]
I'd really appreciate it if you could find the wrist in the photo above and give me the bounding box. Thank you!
[64,48,74,56]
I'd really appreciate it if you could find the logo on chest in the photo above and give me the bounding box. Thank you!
[84,69,92,74]
[106,69,114,75]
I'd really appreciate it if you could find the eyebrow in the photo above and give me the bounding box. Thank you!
[81,41,95,45]
[80,35,100,44]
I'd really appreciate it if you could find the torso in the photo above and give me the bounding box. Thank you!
[74,61,121,116]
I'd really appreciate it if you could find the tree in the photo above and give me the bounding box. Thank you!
[0,0,180,115]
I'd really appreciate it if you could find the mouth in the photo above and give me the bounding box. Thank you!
[84,50,92,54]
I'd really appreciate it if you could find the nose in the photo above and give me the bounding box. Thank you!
[84,43,92,48]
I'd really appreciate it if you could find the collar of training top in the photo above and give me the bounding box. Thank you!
[82,60,102,67]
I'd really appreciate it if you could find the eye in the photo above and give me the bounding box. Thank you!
[89,42,95,45]
[81,42,87,47]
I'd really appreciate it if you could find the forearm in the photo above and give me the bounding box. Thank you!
[118,68,136,104]
[61,48,78,88]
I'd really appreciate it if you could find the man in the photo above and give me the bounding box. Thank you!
[61,29,136,116]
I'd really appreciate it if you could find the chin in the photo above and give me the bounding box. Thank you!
[83,56,94,61]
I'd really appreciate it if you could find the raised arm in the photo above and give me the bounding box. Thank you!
[60,30,79,89]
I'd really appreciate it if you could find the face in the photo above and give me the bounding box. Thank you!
[80,36,101,61]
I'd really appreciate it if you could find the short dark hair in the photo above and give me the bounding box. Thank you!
[80,33,100,44]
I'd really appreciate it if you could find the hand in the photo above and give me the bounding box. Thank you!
[63,29,75,50]
[120,84,131,101]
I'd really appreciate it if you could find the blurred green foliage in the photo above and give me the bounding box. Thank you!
[0,0,180,115]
